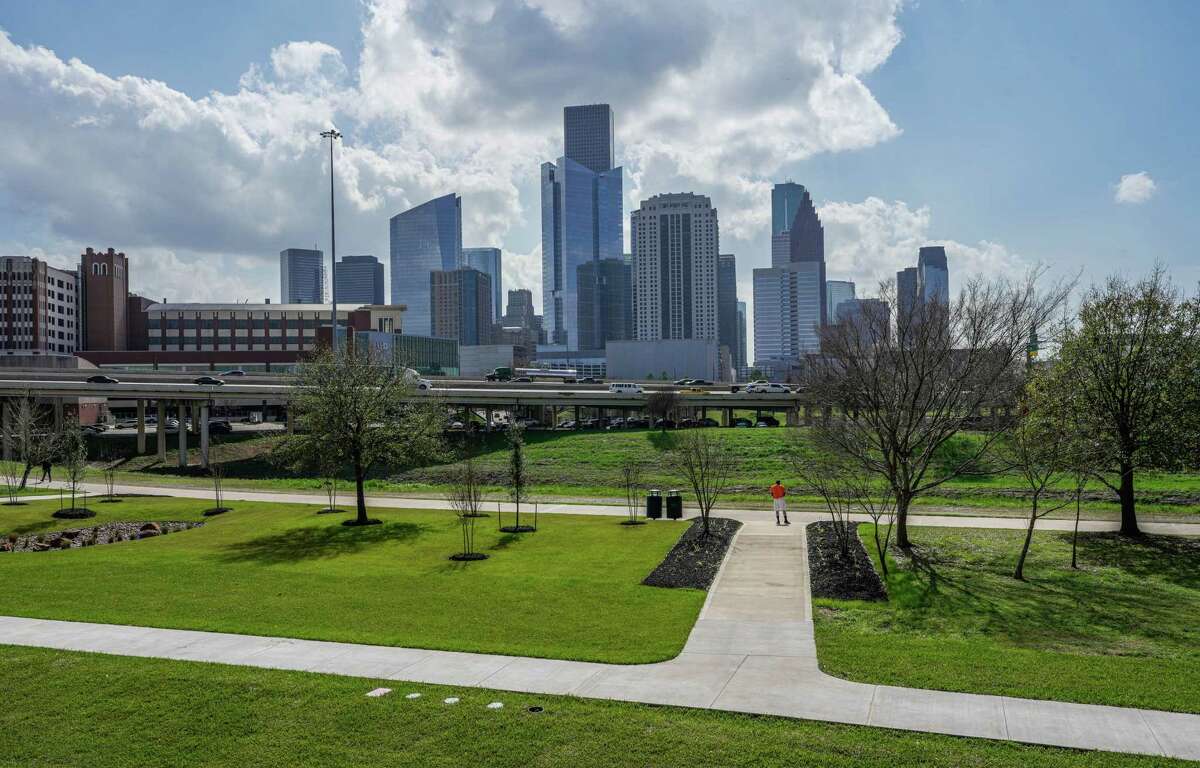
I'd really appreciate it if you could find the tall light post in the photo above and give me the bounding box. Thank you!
[321,128,342,352]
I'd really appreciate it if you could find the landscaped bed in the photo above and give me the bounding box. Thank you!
[642,517,741,589]
[812,523,1200,713]
[2,520,202,552]
[0,496,706,663]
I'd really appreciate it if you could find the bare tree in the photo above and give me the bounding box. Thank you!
[448,454,487,560]
[275,346,446,526]
[2,451,22,505]
[619,455,645,525]
[204,461,230,517]
[7,398,53,490]
[804,270,1072,549]
[645,390,680,431]
[673,430,734,537]
[793,451,856,558]
[848,473,898,579]
[54,420,92,519]
[501,423,535,533]
[1052,268,1200,536]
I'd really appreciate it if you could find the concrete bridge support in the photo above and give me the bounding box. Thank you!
[136,399,147,455]
[53,398,64,431]
[156,401,167,462]
[177,403,188,468]
[199,404,210,469]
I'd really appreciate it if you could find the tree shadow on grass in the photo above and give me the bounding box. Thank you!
[488,532,523,551]
[216,521,429,565]
[1071,532,1200,589]
[646,431,679,452]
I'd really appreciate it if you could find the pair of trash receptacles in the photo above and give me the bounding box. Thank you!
[645,489,683,520]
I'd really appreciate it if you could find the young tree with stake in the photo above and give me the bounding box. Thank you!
[673,430,734,537]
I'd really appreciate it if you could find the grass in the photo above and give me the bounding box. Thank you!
[814,524,1200,713]
[0,646,1186,767]
[0,496,703,663]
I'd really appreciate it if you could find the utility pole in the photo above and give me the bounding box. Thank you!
[320,128,342,353]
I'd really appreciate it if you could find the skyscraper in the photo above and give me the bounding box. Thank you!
[576,258,632,350]
[896,266,918,327]
[825,280,856,324]
[631,193,720,342]
[917,246,950,305]
[389,194,462,336]
[430,267,492,346]
[736,300,748,374]
[334,255,384,306]
[771,182,807,237]
[717,253,741,372]
[563,104,615,173]
[280,248,324,304]
[836,297,891,348]
[462,247,502,322]
[541,105,623,350]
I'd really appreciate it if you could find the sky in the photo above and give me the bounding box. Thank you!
[1,0,1196,355]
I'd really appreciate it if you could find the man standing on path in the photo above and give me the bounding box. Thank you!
[771,480,790,526]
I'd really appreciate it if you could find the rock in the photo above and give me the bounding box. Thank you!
[139,522,161,534]
[138,528,160,538]
[57,538,73,549]
[31,542,50,552]
[60,530,80,540]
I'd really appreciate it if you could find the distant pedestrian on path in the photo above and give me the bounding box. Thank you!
[39,459,52,484]
[771,480,789,526]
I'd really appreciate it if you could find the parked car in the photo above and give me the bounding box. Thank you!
[582,418,600,429]
[81,424,106,434]
[220,369,247,377]
[608,382,644,395]
[700,417,719,427]
[679,418,699,428]
[208,420,233,435]
[557,420,577,430]
[606,417,626,430]
[116,418,139,429]
[653,418,677,429]
[86,374,120,384]
[756,415,780,427]
[193,376,224,386]
[744,382,789,393]
[517,418,542,429]
[731,417,753,428]
[625,417,650,428]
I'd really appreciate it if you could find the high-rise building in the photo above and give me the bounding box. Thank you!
[825,280,856,324]
[563,104,615,173]
[917,246,950,304]
[736,300,748,374]
[896,266,919,326]
[836,297,891,348]
[771,182,808,237]
[462,247,502,322]
[752,261,823,364]
[577,258,632,350]
[0,256,78,355]
[541,105,623,350]
[334,255,384,306]
[430,267,492,346]
[717,254,740,374]
[631,193,720,342]
[390,194,462,337]
[503,288,537,328]
[79,247,129,350]
[280,248,325,304]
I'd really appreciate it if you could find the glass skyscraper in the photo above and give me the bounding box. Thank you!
[825,280,856,324]
[918,246,950,304]
[576,257,632,350]
[462,247,502,322]
[771,182,807,237]
[563,104,614,173]
[334,254,384,306]
[717,253,741,372]
[279,248,324,304]
[389,193,462,336]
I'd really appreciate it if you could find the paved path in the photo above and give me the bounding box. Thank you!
[2,519,1197,760]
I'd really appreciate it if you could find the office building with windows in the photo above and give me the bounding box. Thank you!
[576,257,632,350]
[430,267,492,347]
[563,104,615,174]
[736,300,748,375]
[717,253,740,375]
[147,303,348,352]
[389,194,462,336]
[279,248,325,304]
[771,182,808,237]
[918,246,950,304]
[78,247,129,351]
[462,247,502,322]
[755,183,826,369]
[825,280,856,324]
[0,256,78,355]
[334,255,384,305]
[836,297,891,347]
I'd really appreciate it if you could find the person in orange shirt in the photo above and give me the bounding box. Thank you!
[770,480,790,526]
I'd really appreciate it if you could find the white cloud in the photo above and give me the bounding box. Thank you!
[1114,171,1157,204]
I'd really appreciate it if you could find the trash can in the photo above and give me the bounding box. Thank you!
[646,490,663,520]
[666,490,683,520]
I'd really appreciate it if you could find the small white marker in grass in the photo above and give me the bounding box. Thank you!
[443,697,460,705]
[366,688,392,698]
[405,692,421,700]
[487,702,504,710]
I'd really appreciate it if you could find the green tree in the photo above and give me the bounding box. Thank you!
[1053,268,1200,536]
[501,423,534,533]
[276,346,445,526]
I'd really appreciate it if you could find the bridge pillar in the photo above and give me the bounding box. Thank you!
[177,403,188,467]
[725,407,734,426]
[787,407,800,427]
[803,404,813,426]
[286,407,294,435]
[53,398,64,431]
[486,407,494,432]
[573,405,581,429]
[199,404,210,469]
[136,399,147,454]
[156,401,167,462]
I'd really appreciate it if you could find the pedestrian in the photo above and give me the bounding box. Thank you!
[39,459,52,484]
[771,479,790,526]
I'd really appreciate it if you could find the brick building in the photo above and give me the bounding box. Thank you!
[79,247,129,350]
[0,256,79,355]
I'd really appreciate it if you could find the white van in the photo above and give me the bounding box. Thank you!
[608,382,644,395]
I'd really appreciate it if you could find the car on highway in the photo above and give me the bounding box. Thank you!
[513,376,533,383]
[576,376,602,384]
[86,375,120,384]
[673,378,691,385]
[744,382,789,394]
[679,387,707,394]
[193,376,224,386]
[681,379,713,386]
[403,368,432,390]
[220,369,247,377]
[608,382,644,395]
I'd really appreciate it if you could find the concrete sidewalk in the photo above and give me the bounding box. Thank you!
[2,521,1197,760]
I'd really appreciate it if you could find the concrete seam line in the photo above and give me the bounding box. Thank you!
[999,696,1011,740]
[474,657,519,688]
[707,653,749,708]
[865,685,880,725]
[1138,709,1168,757]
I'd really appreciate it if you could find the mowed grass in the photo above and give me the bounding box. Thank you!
[0,647,1186,768]
[0,496,704,663]
[814,525,1200,712]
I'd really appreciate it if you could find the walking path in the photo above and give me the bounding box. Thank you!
[2,515,1198,759]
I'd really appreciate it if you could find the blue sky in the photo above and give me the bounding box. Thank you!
[0,0,1194,335]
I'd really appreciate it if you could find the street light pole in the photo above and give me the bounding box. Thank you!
[320,128,342,353]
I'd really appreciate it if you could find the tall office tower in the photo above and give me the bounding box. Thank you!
[917,246,950,304]
[334,255,384,306]
[430,267,492,346]
[770,231,792,268]
[717,253,741,371]
[0,256,78,354]
[541,104,623,350]
[79,247,128,350]
[836,297,891,347]
[825,280,856,324]
[462,247,503,322]
[752,262,823,364]
[280,248,325,304]
[771,182,808,236]
[631,193,720,342]
[390,193,462,336]
[576,258,632,350]
[896,266,919,326]
[504,288,537,327]
[736,300,748,373]
[563,104,615,173]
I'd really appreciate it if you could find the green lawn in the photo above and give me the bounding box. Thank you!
[87,428,1200,520]
[814,525,1200,713]
[0,646,1184,768]
[0,496,703,663]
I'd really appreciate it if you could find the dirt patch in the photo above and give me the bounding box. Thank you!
[2,521,203,553]
[806,521,887,602]
[642,517,742,590]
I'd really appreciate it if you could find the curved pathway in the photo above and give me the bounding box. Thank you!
[4,486,1199,760]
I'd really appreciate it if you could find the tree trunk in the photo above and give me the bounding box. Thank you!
[1071,492,1081,569]
[19,462,31,490]
[873,524,889,578]
[354,463,368,525]
[1118,462,1140,536]
[1014,496,1038,580]
[895,494,912,549]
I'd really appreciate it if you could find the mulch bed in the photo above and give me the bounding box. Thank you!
[642,517,742,590]
[806,521,887,602]
[2,521,204,553]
